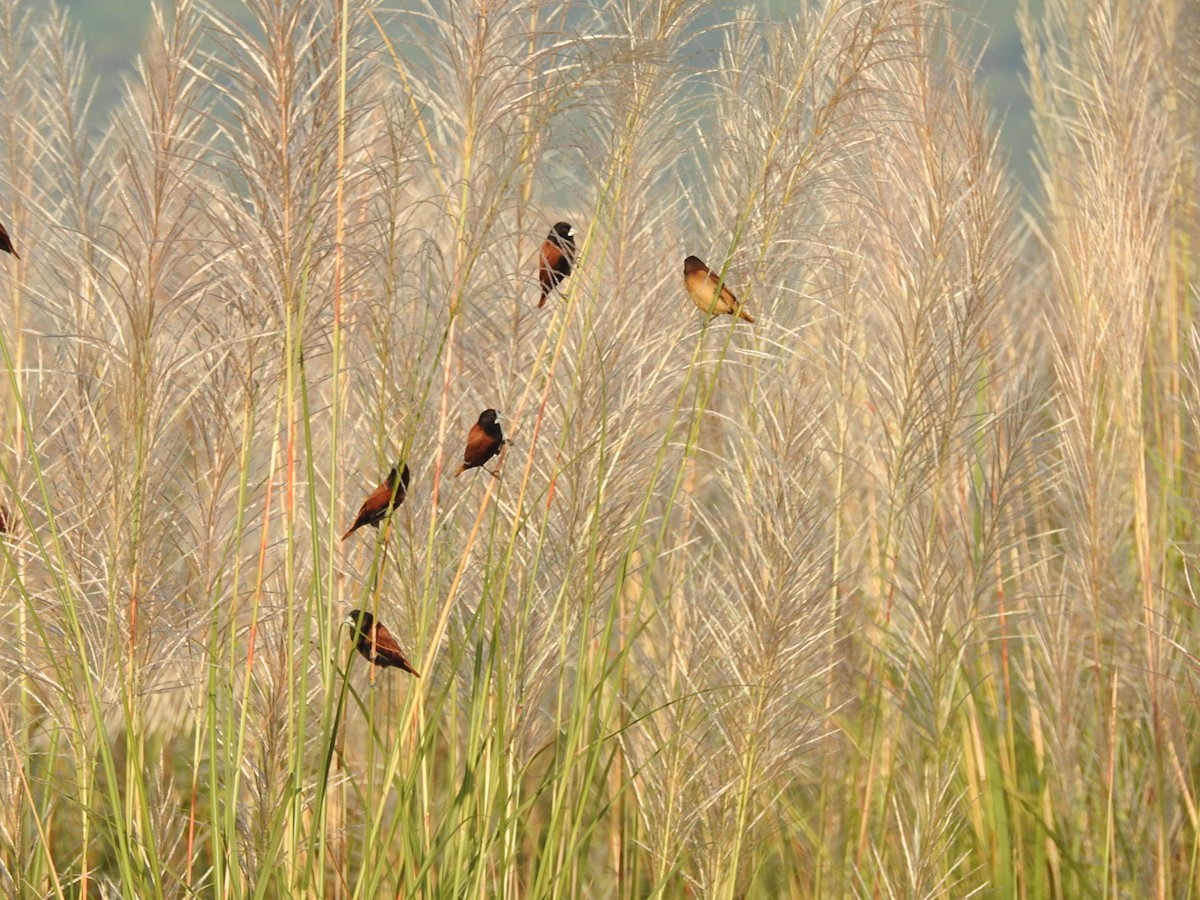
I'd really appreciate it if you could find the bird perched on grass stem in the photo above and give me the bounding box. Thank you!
[342,464,410,540]
[345,610,419,676]
[455,409,504,476]
[538,222,576,308]
[683,255,754,323]
[0,222,19,259]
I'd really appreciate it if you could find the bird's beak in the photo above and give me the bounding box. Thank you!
[568,227,576,237]
[343,615,355,628]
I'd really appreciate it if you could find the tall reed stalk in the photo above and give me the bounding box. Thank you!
[1,0,1198,896]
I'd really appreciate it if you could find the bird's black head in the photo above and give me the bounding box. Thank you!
[345,609,374,635]
[684,255,705,274]
[550,221,576,250]
[479,409,500,426]
[384,463,411,492]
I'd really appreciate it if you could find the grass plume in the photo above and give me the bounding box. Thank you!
[0,0,1198,896]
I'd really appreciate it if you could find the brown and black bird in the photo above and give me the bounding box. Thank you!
[342,463,410,540]
[0,222,18,259]
[345,609,420,676]
[683,255,754,323]
[455,409,504,476]
[538,221,576,308]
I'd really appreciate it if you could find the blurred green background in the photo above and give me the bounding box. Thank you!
[58,0,1038,190]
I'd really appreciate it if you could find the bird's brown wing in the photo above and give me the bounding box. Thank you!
[697,267,740,307]
[687,268,750,319]
[539,240,571,307]
[342,478,403,539]
[462,422,501,469]
[713,276,753,321]
[539,240,566,287]
[368,622,420,676]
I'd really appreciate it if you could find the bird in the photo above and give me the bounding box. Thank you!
[345,610,419,676]
[683,255,754,323]
[455,409,504,476]
[538,221,576,308]
[0,222,19,259]
[342,463,410,540]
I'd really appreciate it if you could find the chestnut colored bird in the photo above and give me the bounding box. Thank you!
[455,409,504,476]
[345,610,420,676]
[342,464,410,540]
[683,255,754,323]
[538,221,576,308]
[0,222,18,259]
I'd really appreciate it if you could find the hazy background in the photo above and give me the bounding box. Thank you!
[4,0,1191,894]
[58,0,1041,190]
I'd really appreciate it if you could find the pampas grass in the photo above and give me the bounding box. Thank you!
[0,0,1198,895]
